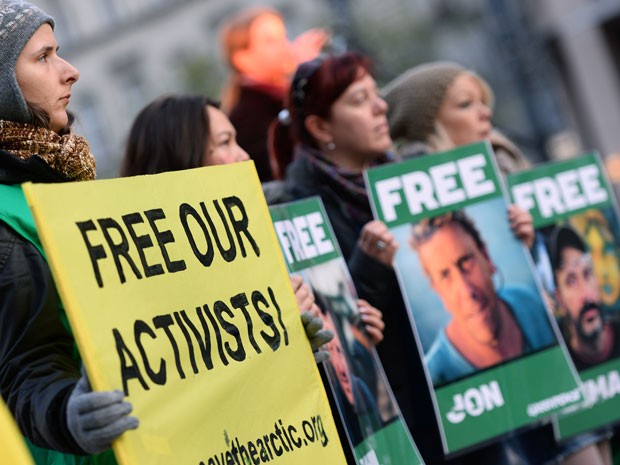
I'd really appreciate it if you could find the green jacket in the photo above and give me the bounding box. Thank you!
[0,183,116,465]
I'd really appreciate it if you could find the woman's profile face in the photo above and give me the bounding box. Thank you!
[237,13,295,85]
[15,24,79,133]
[204,105,250,166]
[325,71,392,163]
[436,72,492,147]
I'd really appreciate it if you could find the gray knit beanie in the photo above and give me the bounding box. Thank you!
[0,0,55,123]
[382,61,493,143]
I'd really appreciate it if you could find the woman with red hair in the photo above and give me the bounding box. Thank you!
[272,52,459,463]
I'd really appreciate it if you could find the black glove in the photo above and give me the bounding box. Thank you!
[66,369,139,454]
[301,311,334,363]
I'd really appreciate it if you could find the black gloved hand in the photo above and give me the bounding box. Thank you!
[66,370,139,454]
[301,311,334,363]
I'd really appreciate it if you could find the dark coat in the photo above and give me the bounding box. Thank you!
[228,84,283,182]
[0,149,98,460]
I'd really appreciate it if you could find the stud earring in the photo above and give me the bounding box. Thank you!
[327,142,336,151]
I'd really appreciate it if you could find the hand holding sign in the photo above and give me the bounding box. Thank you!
[291,274,335,363]
[508,205,535,249]
[358,220,398,266]
[357,300,385,345]
[290,274,319,316]
[301,311,334,363]
[67,370,139,454]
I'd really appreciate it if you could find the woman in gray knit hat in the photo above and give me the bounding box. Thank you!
[382,61,531,175]
[0,1,138,464]
[382,61,612,465]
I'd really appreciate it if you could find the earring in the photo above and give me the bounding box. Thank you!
[327,142,336,151]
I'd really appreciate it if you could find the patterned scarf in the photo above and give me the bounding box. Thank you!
[0,120,96,181]
[296,144,392,227]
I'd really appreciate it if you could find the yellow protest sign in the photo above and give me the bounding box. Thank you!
[0,399,34,465]
[22,162,346,465]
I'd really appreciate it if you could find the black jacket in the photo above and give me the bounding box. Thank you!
[0,149,84,453]
[228,84,282,183]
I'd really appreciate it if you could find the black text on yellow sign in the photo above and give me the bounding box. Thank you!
[72,195,292,396]
[75,196,259,288]
[113,286,289,396]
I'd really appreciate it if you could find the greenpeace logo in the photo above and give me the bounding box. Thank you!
[446,381,504,424]
[526,388,581,417]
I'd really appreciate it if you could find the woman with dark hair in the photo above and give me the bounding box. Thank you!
[0,1,139,464]
[120,95,249,177]
[120,93,385,363]
[277,53,394,262]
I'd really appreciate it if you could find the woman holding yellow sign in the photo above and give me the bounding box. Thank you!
[0,1,139,464]
[0,8,340,465]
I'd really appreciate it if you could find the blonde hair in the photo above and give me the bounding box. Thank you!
[427,121,456,152]
[429,70,494,150]
[384,63,494,147]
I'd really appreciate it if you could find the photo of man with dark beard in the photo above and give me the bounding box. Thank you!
[548,225,620,371]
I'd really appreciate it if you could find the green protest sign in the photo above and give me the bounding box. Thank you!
[366,141,501,227]
[508,153,620,440]
[508,152,611,228]
[366,141,581,455]
[270,198,340,272]
[556,361,620,438]
[270,197,424,464]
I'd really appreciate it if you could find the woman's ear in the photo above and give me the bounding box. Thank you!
[304,114,333,146]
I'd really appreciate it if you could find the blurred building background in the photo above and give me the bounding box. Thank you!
[35,0,620,187]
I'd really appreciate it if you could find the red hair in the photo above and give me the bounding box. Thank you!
[269,52,372,178]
